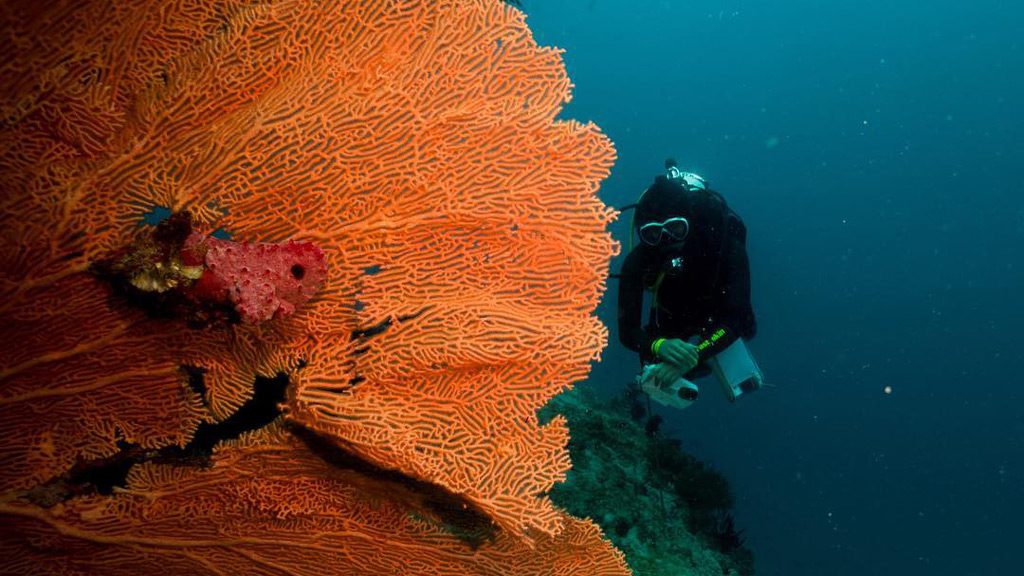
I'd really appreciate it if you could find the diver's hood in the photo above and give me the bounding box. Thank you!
[635,176,696,231]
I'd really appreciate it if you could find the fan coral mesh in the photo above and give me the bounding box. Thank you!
[0,0,622,571]
[0,425,628,575]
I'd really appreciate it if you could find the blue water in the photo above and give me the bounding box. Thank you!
[527,1,1024,574]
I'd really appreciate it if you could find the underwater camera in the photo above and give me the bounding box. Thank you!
[639,365,701,410]
[640,338,764,410]
[707,338,764,402]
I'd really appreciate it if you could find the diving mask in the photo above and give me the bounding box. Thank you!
[639,216,690,246]
[666,166,707,191]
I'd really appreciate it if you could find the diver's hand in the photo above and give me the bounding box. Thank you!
[649,362,685,389]
[657,339,699,373]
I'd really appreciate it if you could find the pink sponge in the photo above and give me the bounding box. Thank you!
[184,233,327,324]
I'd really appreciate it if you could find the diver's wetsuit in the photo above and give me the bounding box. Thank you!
[617,176,756,374]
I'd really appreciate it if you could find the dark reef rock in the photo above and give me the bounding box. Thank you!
[541,387,756,576]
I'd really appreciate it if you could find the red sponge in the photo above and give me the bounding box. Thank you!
[184,233,327,324]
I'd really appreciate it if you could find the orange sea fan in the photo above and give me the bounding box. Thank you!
[0,424,629,575]
[0,0,621,572]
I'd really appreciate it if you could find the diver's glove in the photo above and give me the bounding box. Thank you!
[652,338,699,373]
[647,362,684,389]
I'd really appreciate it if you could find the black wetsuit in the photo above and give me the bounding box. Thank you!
[617,176,756,374]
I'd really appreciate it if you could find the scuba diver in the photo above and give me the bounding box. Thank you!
[617,159,763,409]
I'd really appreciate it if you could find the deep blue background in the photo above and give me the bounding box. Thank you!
[526,1,1023,574]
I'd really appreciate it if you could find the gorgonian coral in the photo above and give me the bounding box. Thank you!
[0,0,622,573]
